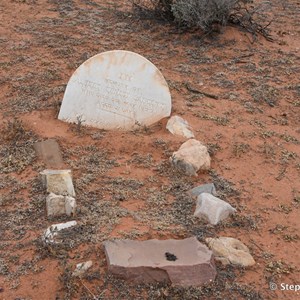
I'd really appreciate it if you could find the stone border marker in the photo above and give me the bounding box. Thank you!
[206,237,255,267]
[46,193,76,217]
[188,183,217,199]
[194,193,236,225]
[166,115,194,138]
[58,50,172,130]
[170,139,211,176]
[34,139,64,168]
[43,221,77,244]
[104,237,216,287]
[40,169,75,197]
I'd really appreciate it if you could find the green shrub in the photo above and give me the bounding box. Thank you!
[132,0,271,40]
[171,0,239,31]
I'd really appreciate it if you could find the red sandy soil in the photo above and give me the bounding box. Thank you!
[0,0,299,299]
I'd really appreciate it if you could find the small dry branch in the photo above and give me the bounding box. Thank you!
[185,82,219,100]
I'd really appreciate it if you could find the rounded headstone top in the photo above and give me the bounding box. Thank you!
[58,50,172,130]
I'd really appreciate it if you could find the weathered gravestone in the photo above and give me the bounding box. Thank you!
[58,50,172,130]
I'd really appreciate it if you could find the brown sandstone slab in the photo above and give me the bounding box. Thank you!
[34,139,65,168]
[103,237,216,287]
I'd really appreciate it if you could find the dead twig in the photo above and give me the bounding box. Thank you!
[185,82,219,100]
[229,6,274,42]
[233,53,254,63]
[79,278,98,300]
[250,239,264,251]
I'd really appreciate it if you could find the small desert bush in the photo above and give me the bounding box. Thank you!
[171,0,241,31]
[1,118,28,144]
[132,0,271,39]
[0,119,36,173]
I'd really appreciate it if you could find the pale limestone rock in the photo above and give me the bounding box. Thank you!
[194,193,236,225]
[65,196,76,216]
[58,50,172,130]
[104,237,216,287]
[43,221,77,244]
[166,116,194,138]
[170,139,211,176]
[205,237,255,267]
[46,193,76,217]
[72,261,93,277]
[41,169,75,197]
[46,193,65,217]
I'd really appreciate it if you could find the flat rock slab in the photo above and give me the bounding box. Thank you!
[58,50,172,130]
[188,183,217,199]
[34,139,64,168]
[206,237,255,267]
[40,169,75,197]
[104,237,216,287]
[194,193,236,225]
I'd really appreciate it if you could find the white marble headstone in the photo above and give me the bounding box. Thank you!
[58,50,172,130]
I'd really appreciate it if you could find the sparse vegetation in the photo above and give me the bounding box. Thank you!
[195,112,230,126]
[0,119,37,173]
[1,118,28,144]
[232,142,250,157]
[0,0,299,299]
[76,114,86,134]
[132,0,273,40]
[265,260,295,276]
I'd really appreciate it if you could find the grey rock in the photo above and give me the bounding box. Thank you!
[46,193,76,217]
[170,139,211,176]
[41,169,75,197]
[104,237,216,287]
[206,237,255,267]
[194,193,236,225]
[166,116,194,139]
[188,183,217,199]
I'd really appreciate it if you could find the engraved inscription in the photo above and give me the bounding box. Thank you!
[118,72,133,82]
[71,77,167,118]
[58,50,172,130]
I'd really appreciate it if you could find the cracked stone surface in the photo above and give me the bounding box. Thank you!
[206,237,255,267]
[170,139,211,176]
[103,237,216,287]
[46,193,76,217]
[41,169,75,197]
[166,115,195,139]
[194,193,236,225]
